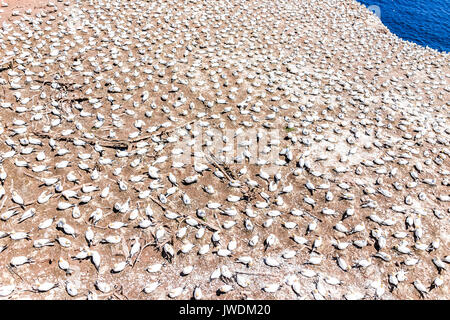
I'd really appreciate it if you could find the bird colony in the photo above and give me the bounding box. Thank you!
[0,0,448,300]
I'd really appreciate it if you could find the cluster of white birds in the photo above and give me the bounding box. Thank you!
[0,0,448,300]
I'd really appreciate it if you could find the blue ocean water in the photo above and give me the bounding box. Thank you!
[357,0,450,52]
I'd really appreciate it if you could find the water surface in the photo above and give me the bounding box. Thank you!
[358,0,450,52]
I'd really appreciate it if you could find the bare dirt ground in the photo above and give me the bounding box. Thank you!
[0,0,448,300]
